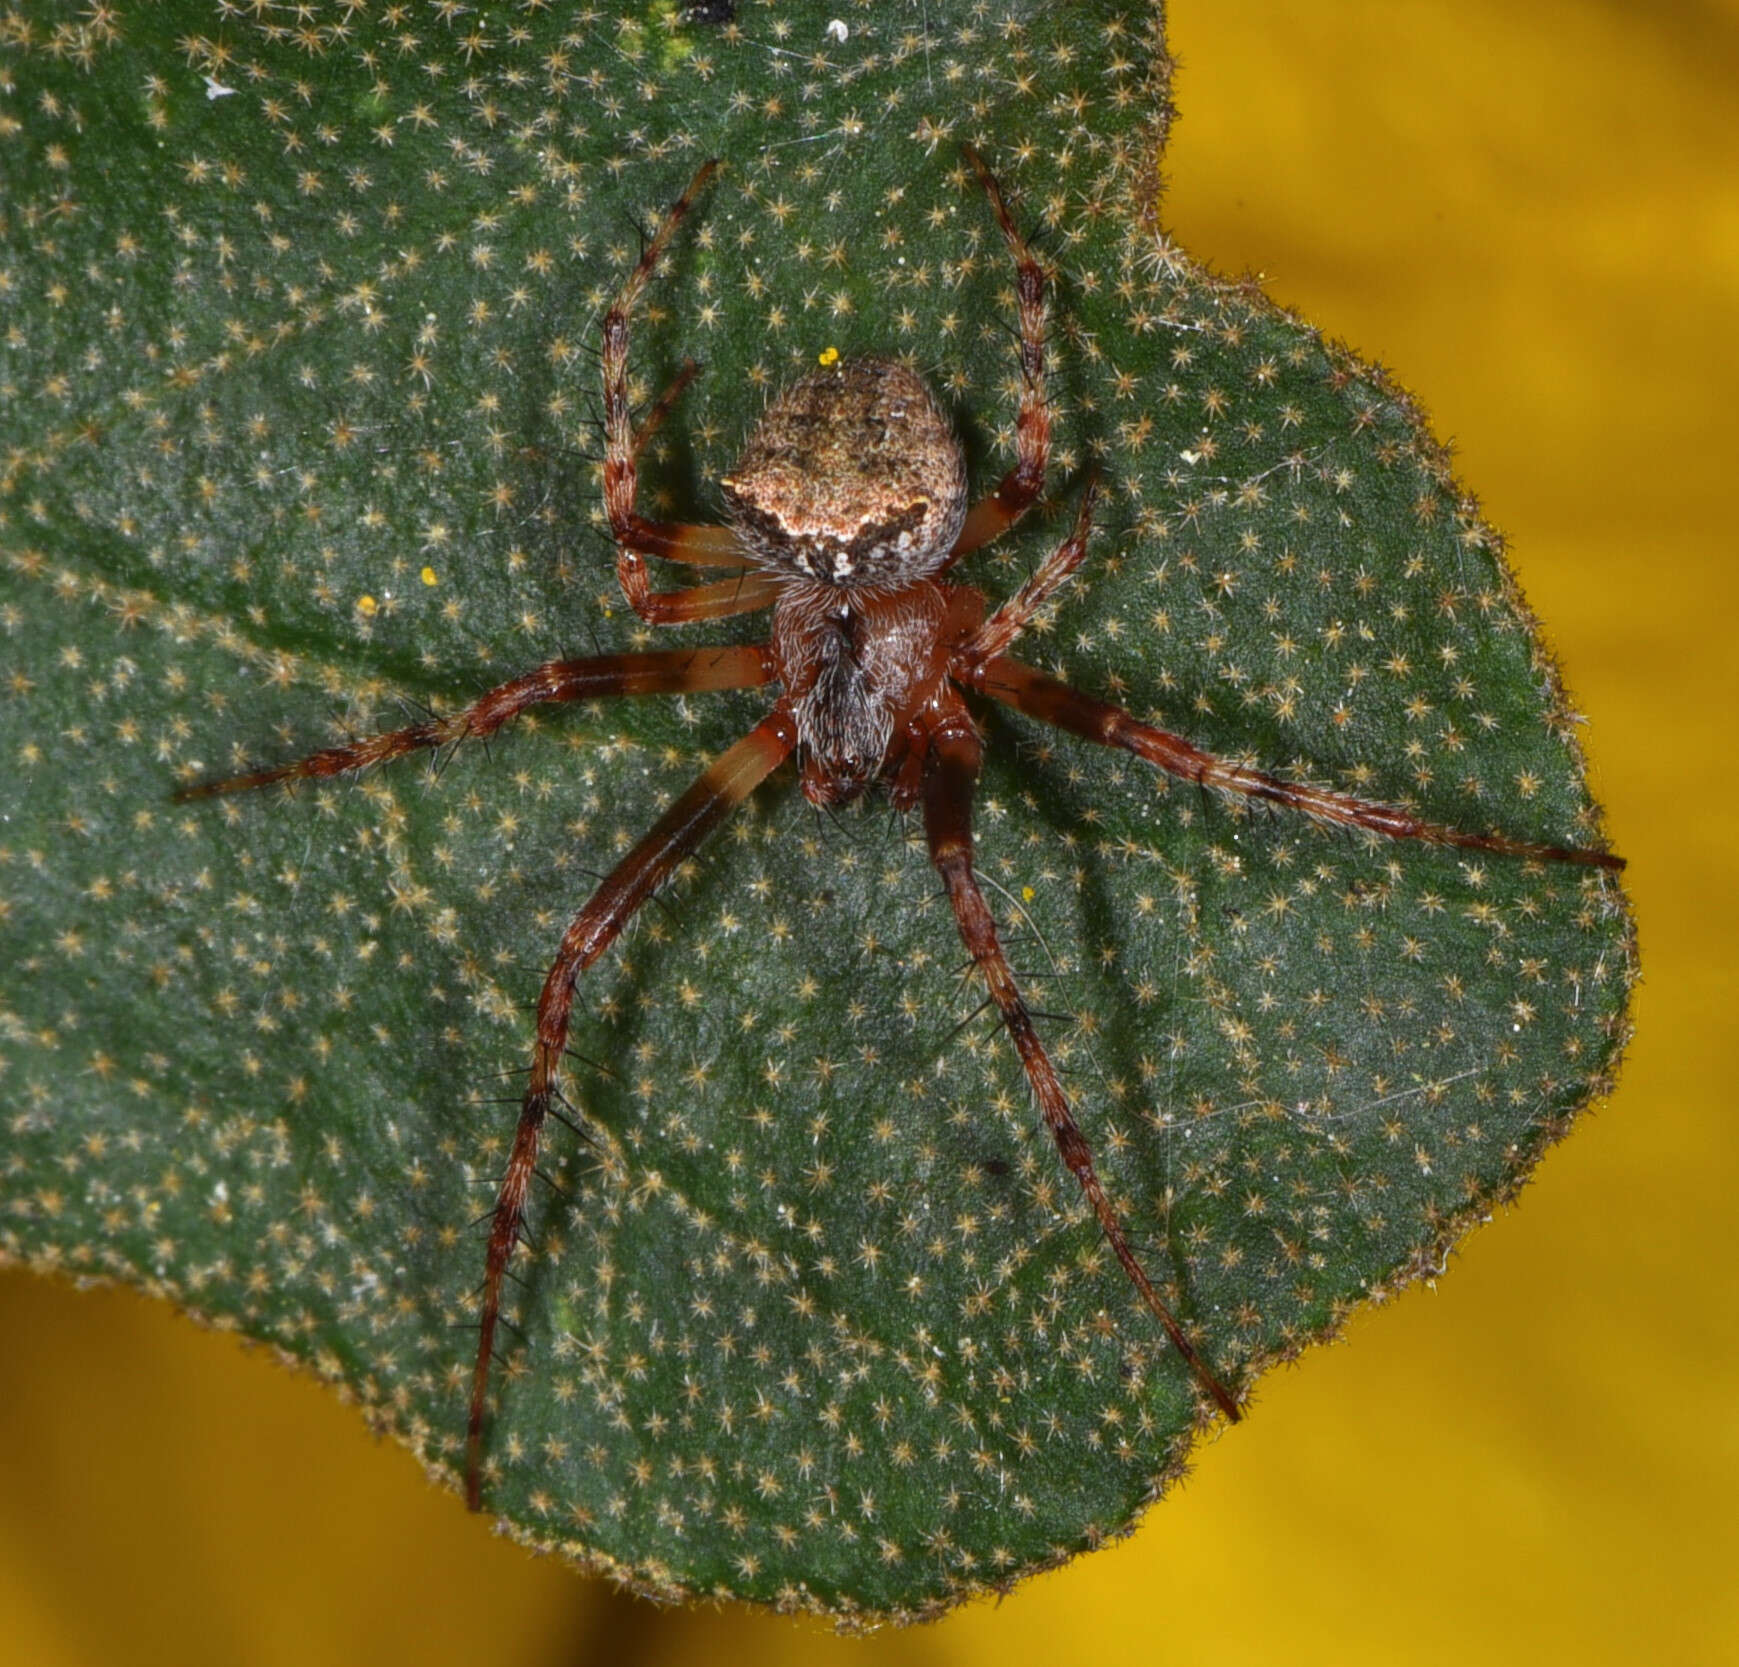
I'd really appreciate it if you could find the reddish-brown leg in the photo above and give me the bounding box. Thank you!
[967,656,1625,870]
[467,706,798,1508]
[961,470,1100,667]
[630,358,700,466]
[174,647,776,800]
[598,161,777,622]
[616,520,752,571]
[610,569,784,625]
[947,147,1053,564]
[920,704,1244,1423]
[627,361,750,571]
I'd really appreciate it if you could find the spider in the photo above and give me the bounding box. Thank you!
[180,150,1623,1511]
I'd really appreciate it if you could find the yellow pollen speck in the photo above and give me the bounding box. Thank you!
[356,594,378,617]
[818,346,840,367]
[420,566,439,587]
[1022,886,1035,902]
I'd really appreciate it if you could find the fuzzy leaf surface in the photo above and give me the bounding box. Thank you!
[0,0,1631,1621]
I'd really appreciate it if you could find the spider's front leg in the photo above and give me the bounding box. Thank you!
[967,657,1625,871]
[919,704,1244,1424]
[175,647,776,800]
[600,163,782,626]
[467,707,798,1509]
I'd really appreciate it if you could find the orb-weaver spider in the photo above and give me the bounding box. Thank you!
[181,150,1622,1509]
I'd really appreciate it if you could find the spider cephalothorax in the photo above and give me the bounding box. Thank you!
[179,150,1623,1513]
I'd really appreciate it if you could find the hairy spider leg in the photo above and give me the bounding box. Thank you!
[947,146,1053,564]
[612,521,752,572]
[174,647,777,800]
[600,161,783,621]
[629,358,700,466]
[467,707,799,1508]
[921,707,1244,1422]
[627,359,747,570]
[610,569,785,624]
[963,468,1101,667]
[968,657,1626,871]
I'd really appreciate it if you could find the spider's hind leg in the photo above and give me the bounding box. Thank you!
[958,468,1101,667]
[947,147,1053,564]
[598,162,782,623]
[621,359,749,572]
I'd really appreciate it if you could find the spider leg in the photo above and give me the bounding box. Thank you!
[959,468,1101,665]
[628,361,748,571]
[599,161,773,619]
[946,147,1051,564]
[467,706,798,1508]
[610,569,784,626]
[920,703,1243,1423]
[965,655,1625,870]
[617,521,751,572]
[175,646,775,799]
[630,358,700,466]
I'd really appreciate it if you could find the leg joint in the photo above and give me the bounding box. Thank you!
[929,837,972,873]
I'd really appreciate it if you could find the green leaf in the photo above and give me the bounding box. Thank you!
[0,0,1631,1623]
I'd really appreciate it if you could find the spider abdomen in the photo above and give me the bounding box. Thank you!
[721,357,968,588]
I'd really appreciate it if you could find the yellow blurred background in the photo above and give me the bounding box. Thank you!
[4,1,1735,1661]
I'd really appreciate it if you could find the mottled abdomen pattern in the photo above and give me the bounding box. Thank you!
[722,358,968,587]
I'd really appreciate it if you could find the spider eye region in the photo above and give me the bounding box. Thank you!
[721,356,967,588]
